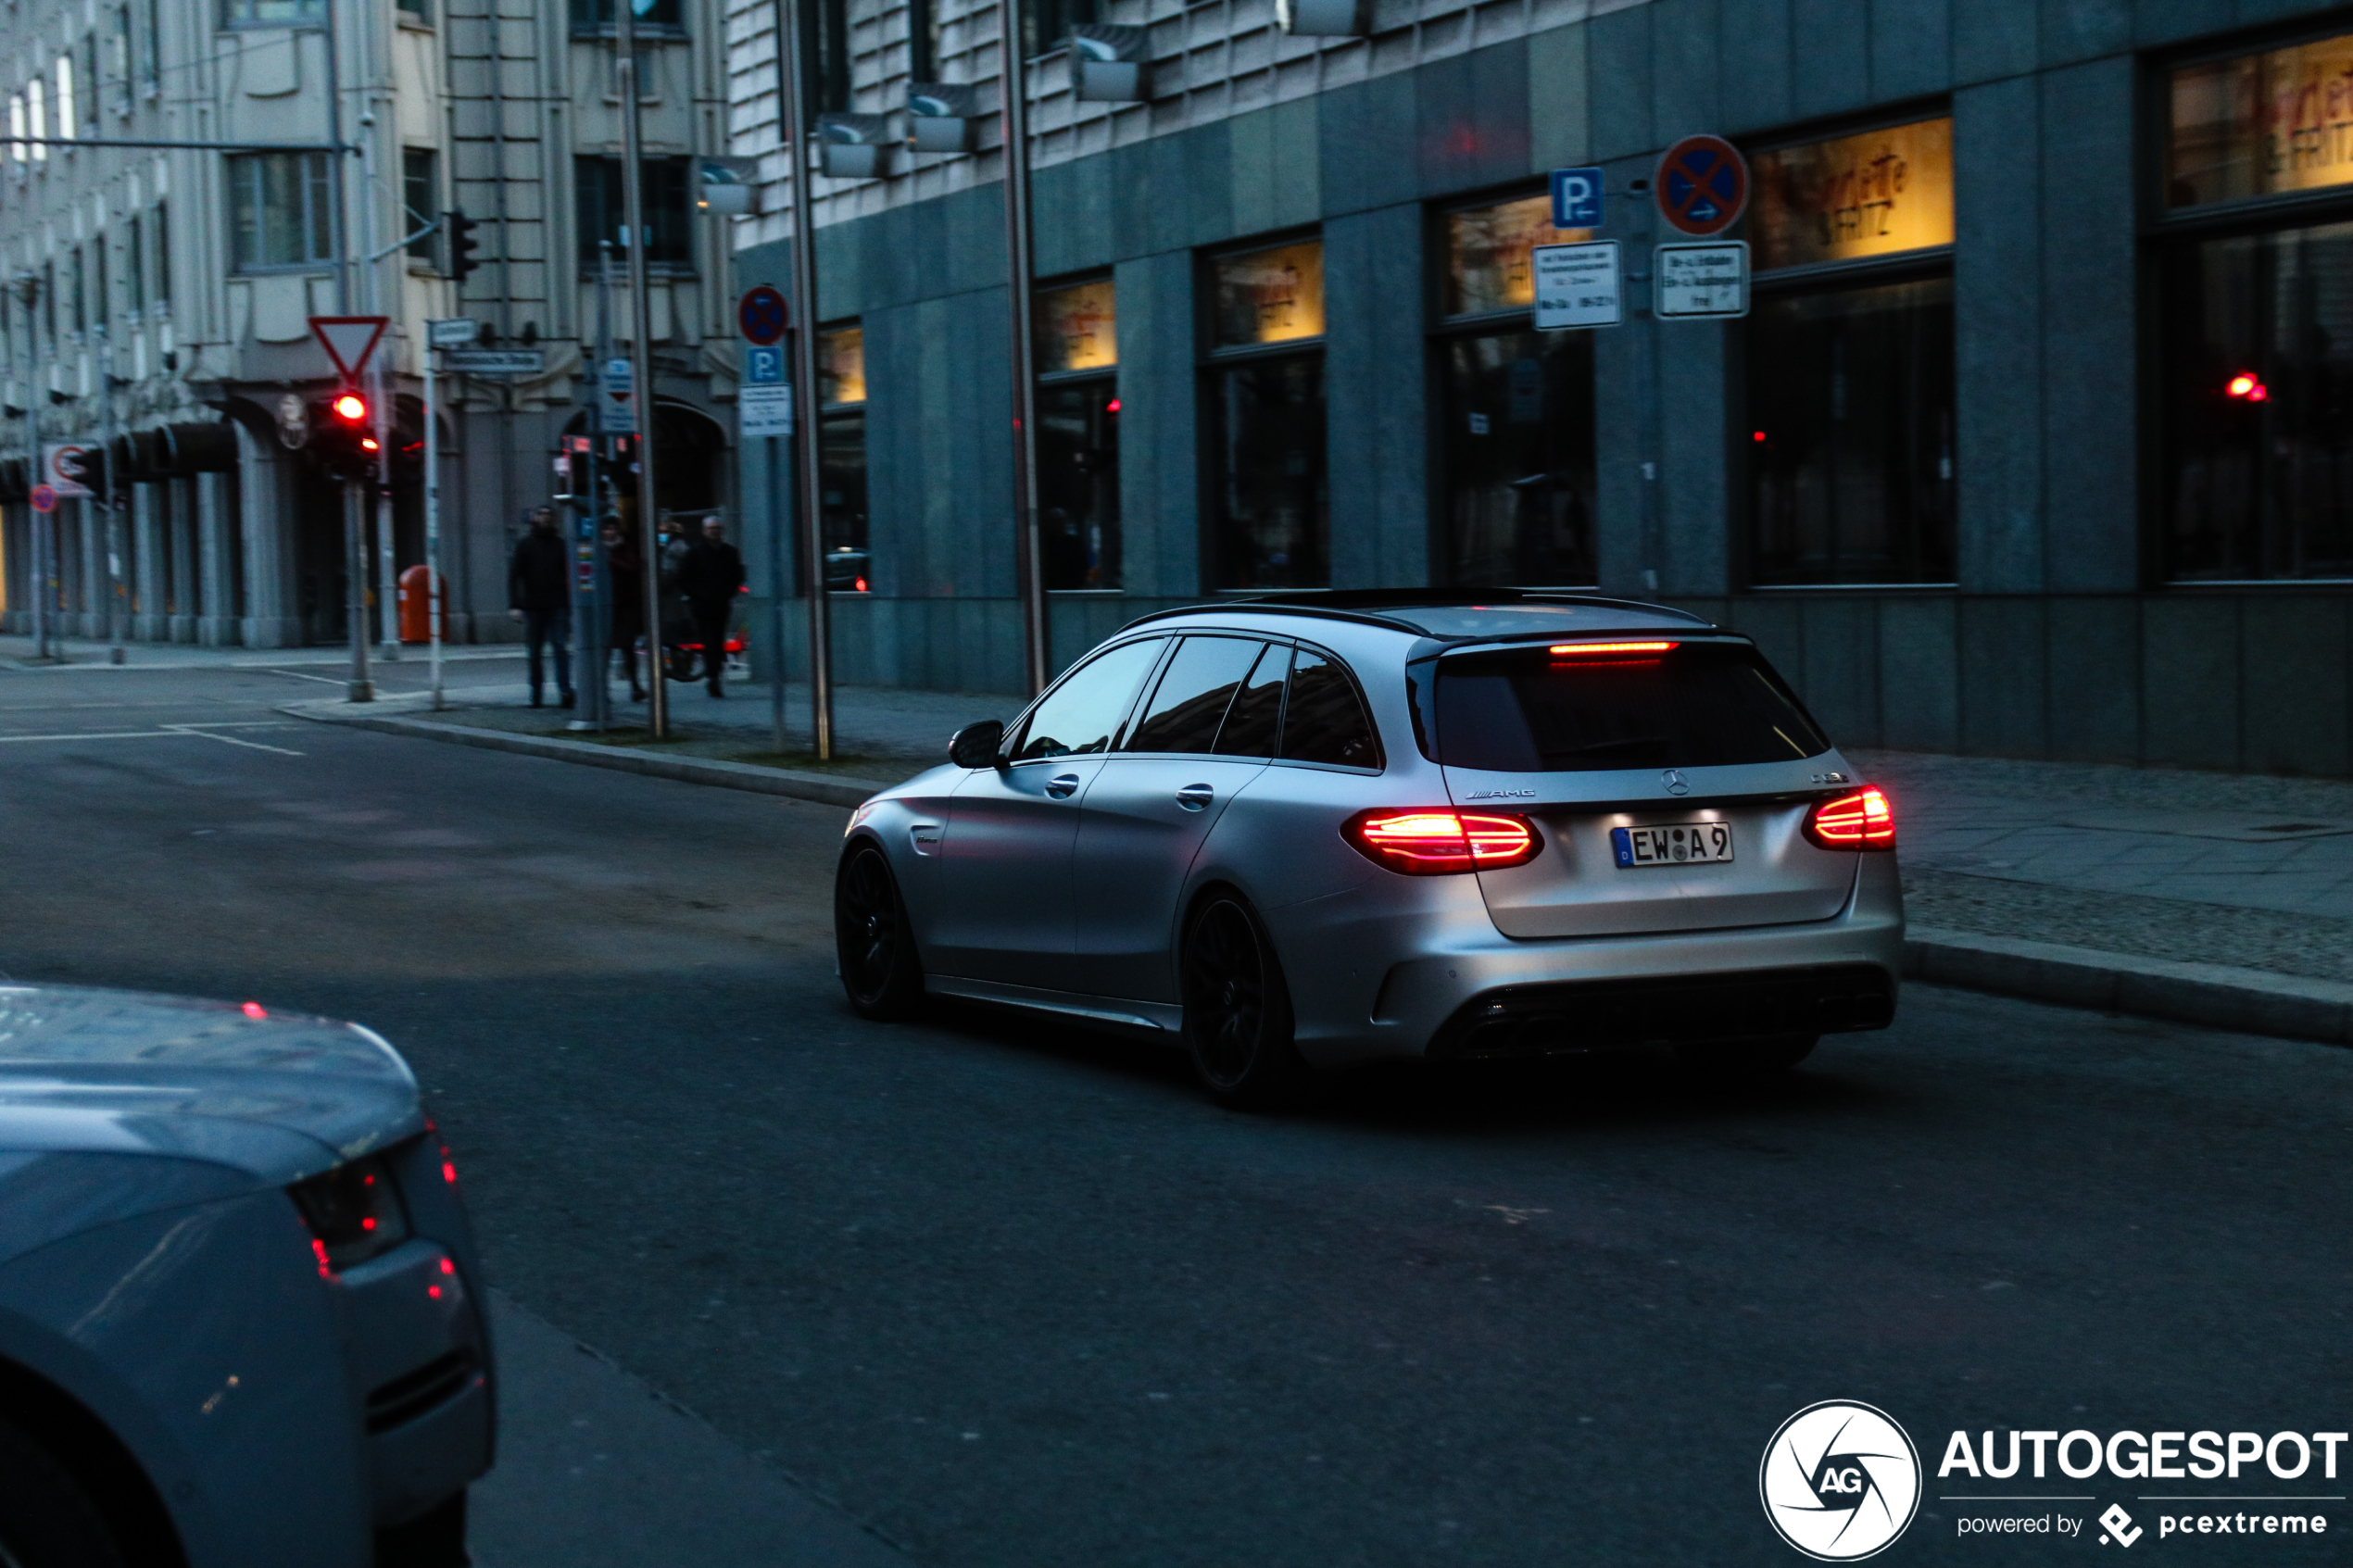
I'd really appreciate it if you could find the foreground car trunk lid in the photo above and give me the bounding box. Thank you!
[1442,761,1861,937]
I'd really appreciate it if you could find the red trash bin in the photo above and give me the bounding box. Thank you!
[398,564,449,644]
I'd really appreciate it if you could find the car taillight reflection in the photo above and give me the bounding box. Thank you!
[1345,809,1543,874]
[1804,786,1895,849]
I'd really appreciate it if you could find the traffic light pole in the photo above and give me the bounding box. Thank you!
[95,323,123,666]
[618,0,667,741]
[345,475,371,701]
[776,0,832,759]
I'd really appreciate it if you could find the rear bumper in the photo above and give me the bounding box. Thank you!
[1428,961,1895,1059]
[1271,854,1904,1067]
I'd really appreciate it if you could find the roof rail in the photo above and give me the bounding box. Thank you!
[1118,588,1718,637]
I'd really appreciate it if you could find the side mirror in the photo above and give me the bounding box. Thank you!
[948,719,1004,769]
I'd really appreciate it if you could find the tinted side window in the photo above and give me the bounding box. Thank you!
[1125,636,1264,753]
[1212,643,1289,758]
[1010,638,1164,760]
[1279,650,1379,768]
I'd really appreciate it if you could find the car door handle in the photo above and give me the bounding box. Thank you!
[1045,773,1081,798]
[1176,784,1214,811]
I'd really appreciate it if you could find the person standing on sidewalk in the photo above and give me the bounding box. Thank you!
[508,508,573,709]
[678,517,745,698]
[599,517,647,703]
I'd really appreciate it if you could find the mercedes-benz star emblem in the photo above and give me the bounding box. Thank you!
[1662,769,1690,796]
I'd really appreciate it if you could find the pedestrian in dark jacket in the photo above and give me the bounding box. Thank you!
[599,518,647,702]
[677,517,746,696]
[508,508,573,708]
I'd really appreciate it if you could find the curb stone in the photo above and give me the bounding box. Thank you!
[279,700,2353,1050]
[282,700,898,809]
[1905,926,2353,1048]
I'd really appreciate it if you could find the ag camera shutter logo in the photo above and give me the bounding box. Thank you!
[1760,1400,1922,1561]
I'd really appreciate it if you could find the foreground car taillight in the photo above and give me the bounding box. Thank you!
[290,1154,412,1273]
[1345,809,1543,874]
[1804,786,1896,849]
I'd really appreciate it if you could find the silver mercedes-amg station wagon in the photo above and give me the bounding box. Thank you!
[835,592,1903,1107]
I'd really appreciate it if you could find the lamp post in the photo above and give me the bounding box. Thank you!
[774,0,832,758]
[996,0,1049,696]
[618,0,667,739]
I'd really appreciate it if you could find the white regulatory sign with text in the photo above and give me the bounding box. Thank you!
[1655,241,1750,319]
[739,383,792,438]
[1532,241,1623,331]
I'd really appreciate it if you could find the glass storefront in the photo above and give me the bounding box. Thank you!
[2158,34,2353,580]
[1435,193,1597,587]
[818,324,869,592]
[1036,280,1121,589]
[1745,117,1957,585]
[1207,240,1327,589]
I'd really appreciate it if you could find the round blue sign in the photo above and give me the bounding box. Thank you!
[738,284,789,346]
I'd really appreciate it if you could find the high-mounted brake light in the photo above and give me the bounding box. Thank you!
[1344,809,1543,874]
[1547,641,1679,657]
[1805,786,1895,850]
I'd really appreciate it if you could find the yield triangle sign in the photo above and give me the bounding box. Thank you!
[309,316,391,381]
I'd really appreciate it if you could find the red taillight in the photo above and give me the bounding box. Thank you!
[1546,641,1679,657]
[1805,786,1895,849]
[1344,809,1542,874]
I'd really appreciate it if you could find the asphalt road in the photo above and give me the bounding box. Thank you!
[3,659,2347,1566]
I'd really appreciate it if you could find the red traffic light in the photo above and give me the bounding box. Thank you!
[332,392,369,423]
[2224,371,2270,403]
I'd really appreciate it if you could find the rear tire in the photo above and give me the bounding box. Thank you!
[0,1416,128,1568]
[1180,895,1310,1111]
[1676,1034,1818,1078]
[836,844,925,1021]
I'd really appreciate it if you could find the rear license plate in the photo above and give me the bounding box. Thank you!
[1612,822,1734,867]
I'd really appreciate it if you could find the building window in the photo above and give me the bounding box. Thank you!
[54,56,75,144]
[1035,278,1119,590]
[221,0,321,25]
[1435,194,1598,588]
[1205,239,1327,590]
[908,0,940,83]
[71,245,86,332]
[126,214,143,311]
[569,0,682,27]
[25,77,45,162]
[804,0,851,113]
[574,157,691,270]
[152,203,169,303]
[230,152,334,270]
[1744,116,1957,585]
[2157,32,2353,581]
[1024,0,1098,57]
[402,147,439,263]
[819,325,869,591]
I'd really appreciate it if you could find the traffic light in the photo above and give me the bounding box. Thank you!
[447,208,481,282]
[309,389,381,481]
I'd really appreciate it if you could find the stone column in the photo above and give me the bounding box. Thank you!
[193,474,236,646]
[166,481,197,642]
[133,482,167,641]
[236,423,302,648]
[1,503,21,633]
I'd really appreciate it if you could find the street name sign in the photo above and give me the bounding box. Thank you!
[308,315,390,381]
[1550,167,1604,229]
[427,318,480,346]
[443,348,547,375]
[600,357,636,435]
[740,383,792,438]
[1532,241,1623,331]
[1655,135,1748,236]
[1655,242,1749,318]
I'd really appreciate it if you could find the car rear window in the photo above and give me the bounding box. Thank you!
[1432,642,1830,771]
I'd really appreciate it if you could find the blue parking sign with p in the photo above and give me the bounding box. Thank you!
[1552,167,1604,229]
[745,345,784,385]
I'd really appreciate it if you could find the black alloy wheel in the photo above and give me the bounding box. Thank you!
[835,844,923,1020]
[0,1416,128,1568]
[1676,1033,1818,1078]
[1180,896,1309,1110]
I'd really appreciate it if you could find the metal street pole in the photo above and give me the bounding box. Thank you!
[13,282,47,662]
[618,0,667,740]
[766,430,785,754]
[96,323,123,665]
[356,64,398,661]
[425,339,444,709]
[322,0,369,699]
[996,0,1049,697]
[775,0,831,758]
[597,239,622,715]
